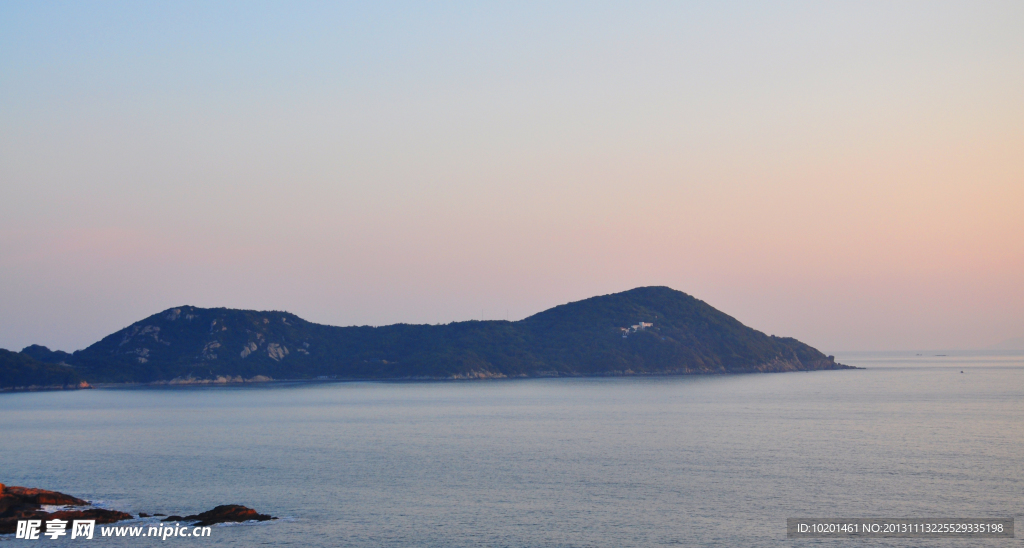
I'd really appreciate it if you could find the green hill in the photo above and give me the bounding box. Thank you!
[0,349,83,390]
[19,286,851,383]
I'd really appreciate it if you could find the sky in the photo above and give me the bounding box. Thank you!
[1,1,1022,353]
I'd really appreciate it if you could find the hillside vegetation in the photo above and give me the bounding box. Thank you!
[0,349,83,390]
[12,287,850,384]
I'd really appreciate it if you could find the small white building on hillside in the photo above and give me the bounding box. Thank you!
[621,322,654,336]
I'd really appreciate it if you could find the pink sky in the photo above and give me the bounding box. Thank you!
[1,2,1022,352]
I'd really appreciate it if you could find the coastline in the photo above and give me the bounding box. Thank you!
[2,364,861,394]
[0,381,92,394]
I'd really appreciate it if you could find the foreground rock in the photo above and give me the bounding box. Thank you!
[0,483,131,535]
[161,504,275,527]
[1,483,276,535]
[1,485,87,506]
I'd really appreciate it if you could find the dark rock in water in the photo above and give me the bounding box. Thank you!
[0,483,130,535]
[45,508,133,524]
[190,505,275,527]
[1,483,88,525]
[2,485,88,506]
[0,483,274,535]
[162,505,275,527]
[153,513,166,516]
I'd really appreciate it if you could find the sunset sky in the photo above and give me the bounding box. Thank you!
[2,1,1022,353]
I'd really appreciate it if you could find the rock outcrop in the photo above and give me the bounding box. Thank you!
[0,483,131,535]
[161,505,275,526]
[1,485,87,506]
[0,483,278,535]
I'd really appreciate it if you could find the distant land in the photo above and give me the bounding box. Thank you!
[0,349,86,391]
[0,286,851,389]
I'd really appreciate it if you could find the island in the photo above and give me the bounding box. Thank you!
[1,286,852,388]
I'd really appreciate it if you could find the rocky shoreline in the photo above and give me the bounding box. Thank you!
[2,362,862,394]
[0,381,92,393]
[0,483,275,535]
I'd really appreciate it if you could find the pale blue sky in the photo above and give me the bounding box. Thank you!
[2,1,1022,352]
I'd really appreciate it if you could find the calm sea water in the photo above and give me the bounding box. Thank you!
[2,352,1021,547]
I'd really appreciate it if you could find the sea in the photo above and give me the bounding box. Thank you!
[1,351,1021,547]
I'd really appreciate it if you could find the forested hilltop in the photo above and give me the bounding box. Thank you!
[0,349,84,390]
[4,287,851,386]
